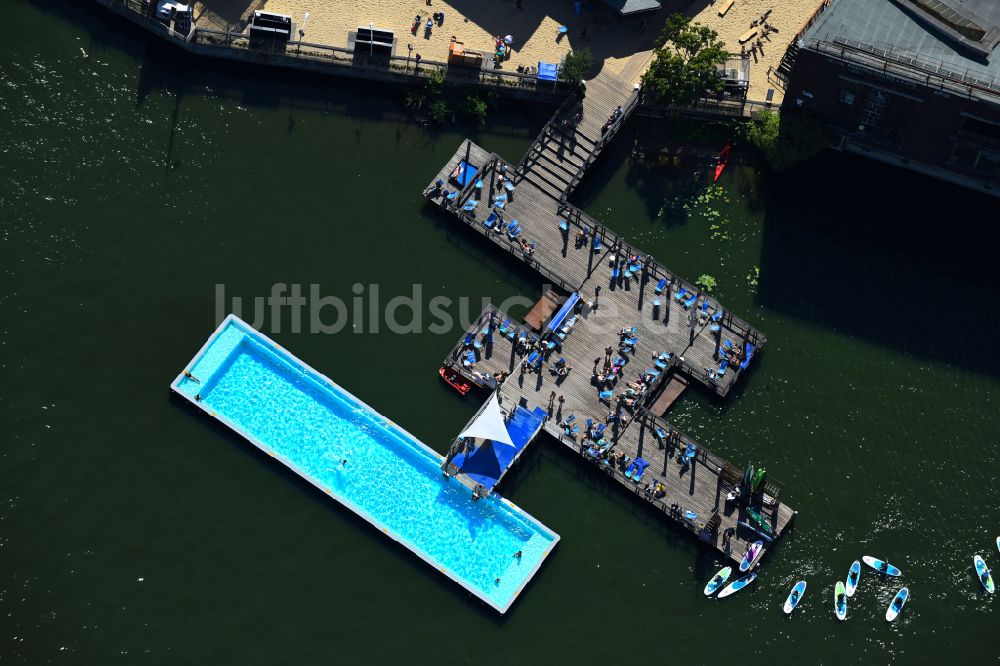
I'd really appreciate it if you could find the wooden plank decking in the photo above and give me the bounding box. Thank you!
[443,306,795,566]
[423,71,790,565]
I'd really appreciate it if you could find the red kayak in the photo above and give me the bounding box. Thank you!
[439,366,472,395]
[714,142,731,181]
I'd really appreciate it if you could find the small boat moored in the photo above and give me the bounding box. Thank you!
[438,366,473,395]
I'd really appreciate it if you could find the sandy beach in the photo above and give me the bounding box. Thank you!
[192,0,826,104]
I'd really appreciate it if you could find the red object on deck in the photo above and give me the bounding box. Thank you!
[714,142,732,181]
[439,366,472,395]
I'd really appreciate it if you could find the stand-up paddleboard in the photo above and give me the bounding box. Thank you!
[718,572,756,599]
[745,507,774,534]
[863,556,901,577]
[740,540,764,572]
[737,520,775,543]
[704,566,732,596]
[845,560,861,597]
[834,581,848,621]
[783,581,807,614]
[886,587,909,622]
[975,555,994,593]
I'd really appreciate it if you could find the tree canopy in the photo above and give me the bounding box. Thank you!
[640,14,728,106]
[561,48,593,87]
[744,110,832,171]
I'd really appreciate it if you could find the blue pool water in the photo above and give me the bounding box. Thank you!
[172,316,558,612]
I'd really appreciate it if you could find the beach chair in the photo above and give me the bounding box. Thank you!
[599,390,614,401]
[683,294,697,308]
[674,287,687,302]
[740,343,755,370]
[504,180,515,192]
[654,427,667,443]
[684,445,697,463]
[473,337,483,350]
[654,278,667,295]
[611,264,621,280]
[645,368,661,380]
[565,424,579,437]
[498,319,510,335]
[463,351,476,367]
[711,308,724,322]
[525,350,540,368]
[593,236,602,252]
[654,356,668,370]
[507,221,522,240]
[532,353,543,370]
[493,193,508,204]
[622,336,638,347]
[463,333,475,348]
[481,323,491,337]
[446,191,459,200]
[718,359,728,376]
[595,423,606,437]
[493,200,506,210]
[585,418,593,434]
[559,219,569,232]
[701,300,710,314]
[653,296,661,307]
[724,338,734,351]
[483,211,499,229]
[462,199,478,211]
[709,324,721,333]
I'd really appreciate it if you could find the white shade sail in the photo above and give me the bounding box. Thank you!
[458,392,515,448]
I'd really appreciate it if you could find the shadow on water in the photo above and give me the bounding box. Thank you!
[756,149,1000,378]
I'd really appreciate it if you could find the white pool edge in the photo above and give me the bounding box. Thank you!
[170,314,559,614]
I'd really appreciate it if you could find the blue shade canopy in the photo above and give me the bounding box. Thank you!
[537,62,559,81]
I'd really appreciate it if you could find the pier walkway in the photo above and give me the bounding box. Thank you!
[423,71,790,566]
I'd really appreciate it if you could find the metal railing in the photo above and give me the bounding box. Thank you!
[110,0,567,96]
[560,89,641,202]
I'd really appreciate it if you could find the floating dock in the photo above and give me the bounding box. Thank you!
[172,315,558,613]
[424,71,793,566]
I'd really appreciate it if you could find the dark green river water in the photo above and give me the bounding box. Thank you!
[3,1,999,663]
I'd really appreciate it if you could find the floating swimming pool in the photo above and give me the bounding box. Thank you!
[171,315,558,613]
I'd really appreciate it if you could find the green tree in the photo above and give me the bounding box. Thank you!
[429,99,451,125]
[465,93,488,125]
[744,110,831,171]
[560,48,593,87]
[641,14,728,106]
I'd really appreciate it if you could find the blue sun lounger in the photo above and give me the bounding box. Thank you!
[740,343,755,370]
[655,278,667,294]
[644,368,661,379]
[507,220,521,239]
[701,300,710,314]
[463,333,475,348]
[674,287,687,302]
[493,193,507,204]
[724,338,734,351]
[718,359,728,376]
[622,337,638,347]
[559,219,569,232]
[625,458,650,482]
[654,426,667,442]
[594,423,606,437]
[484,211,499,229]
[504,180,515,192]
[498,319,510,335]
[463,351,476,366]
[593,236,602,252]
[446,190,459,200]
[611,264,620,280]
[710,324,721,333]
[525,350,539,367]
[599,390,614,401]
[711,308,724,322]
[683,294,697,308]
[653,295,661,307]
[654,356,668,370]
[462,200,478,211]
